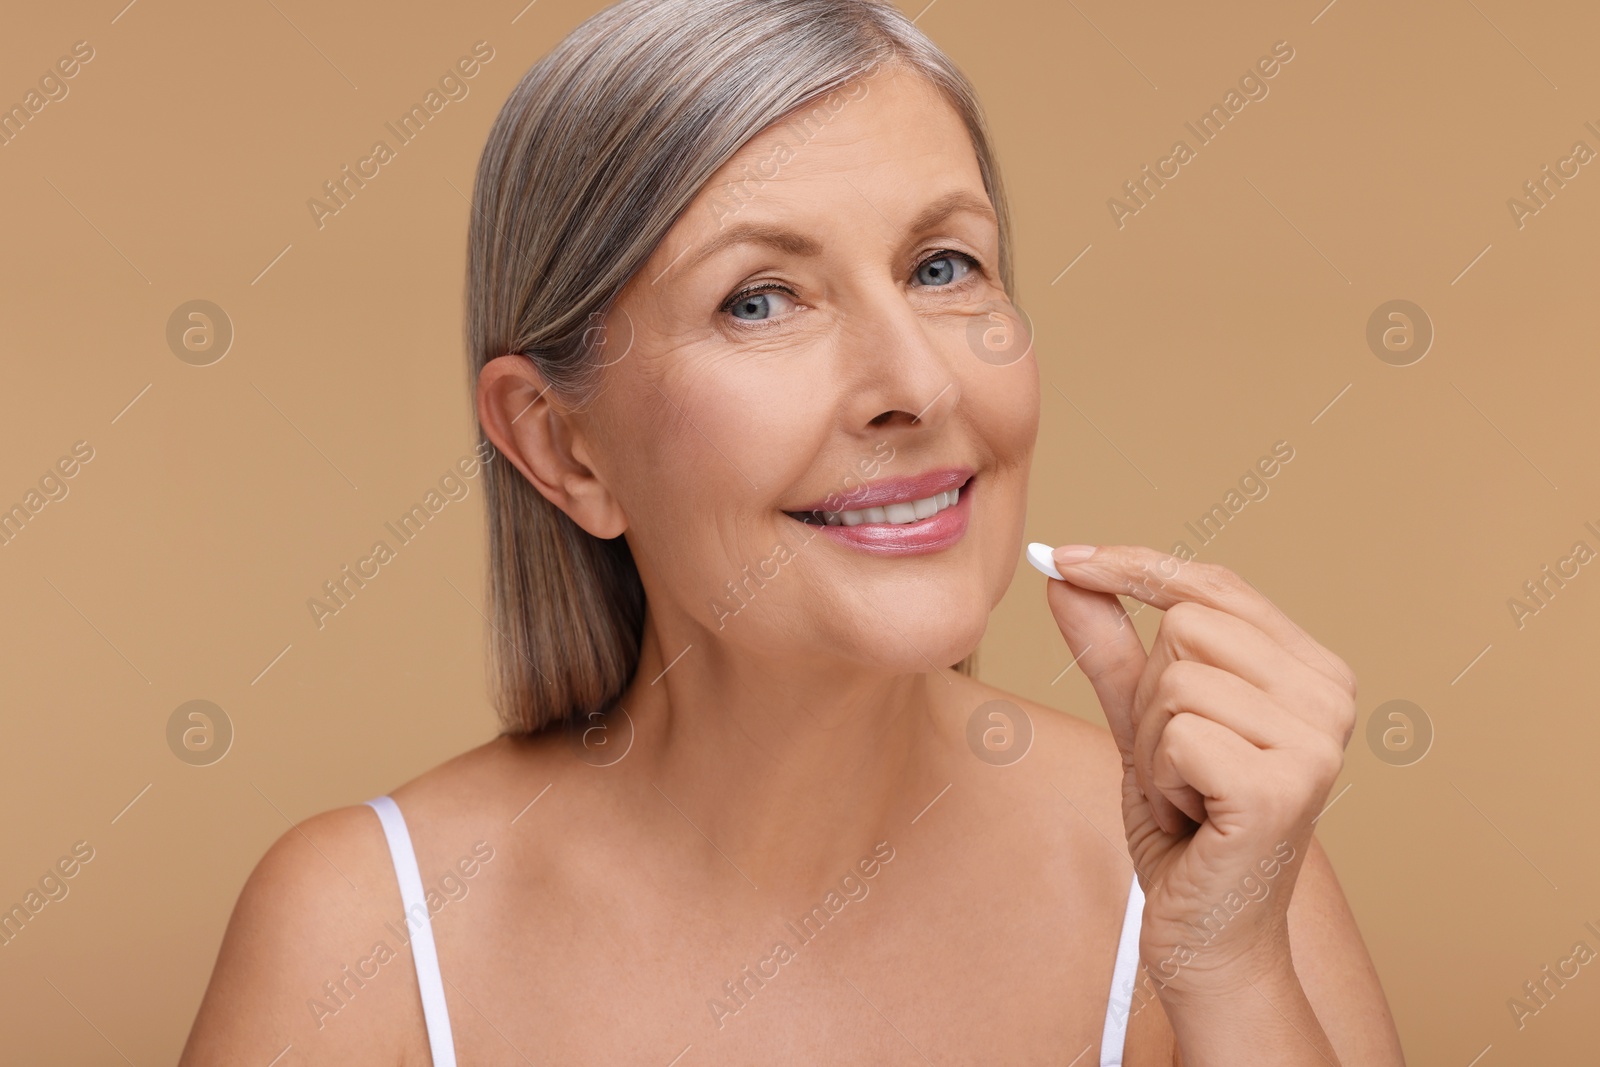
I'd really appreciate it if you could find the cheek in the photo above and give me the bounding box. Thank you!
[1012,364,1043,449]
[659,352,831,496]
[598,347,833,567]
[959,352,1041,464]
[954,352,1038,589]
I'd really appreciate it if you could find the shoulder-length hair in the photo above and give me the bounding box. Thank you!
[466,0,1012,734]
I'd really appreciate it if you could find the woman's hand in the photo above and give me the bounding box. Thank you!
[1042,544,1357,1003]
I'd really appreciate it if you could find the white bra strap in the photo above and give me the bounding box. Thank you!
[365,796,458,1067]
[1099,872,1146,1067]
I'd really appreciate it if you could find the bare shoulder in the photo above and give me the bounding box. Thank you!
[961,677,1127,833]
[958,681,1402,1064]
[386,729,578,834]
[180,801,418,1064]
[943,675,1133,891]
[180,737,537,1065]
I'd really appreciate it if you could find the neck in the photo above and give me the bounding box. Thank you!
[616,611,961,894]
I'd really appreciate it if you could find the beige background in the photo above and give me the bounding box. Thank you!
[2,0,1597,1061]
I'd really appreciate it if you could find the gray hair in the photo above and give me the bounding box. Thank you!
[466,0,1011,734]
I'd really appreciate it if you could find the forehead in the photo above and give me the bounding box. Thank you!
[684,65,987,232]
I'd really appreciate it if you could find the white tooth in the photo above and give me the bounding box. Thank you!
[885,502,917,524]
[912,495,938,520]
[951,485,960,504]
[841,509,866,526]
[825,512,843,526]
[863,506,887,523]
[937,490,950,509]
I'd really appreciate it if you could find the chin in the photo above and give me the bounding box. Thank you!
[831,599,990,677]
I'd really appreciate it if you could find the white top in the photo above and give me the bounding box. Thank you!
[365,794,1146,1066]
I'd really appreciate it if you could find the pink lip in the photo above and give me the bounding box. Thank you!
[786,469,975,557]
[788,467,975,515]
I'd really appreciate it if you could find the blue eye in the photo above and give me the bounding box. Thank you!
[728,291,781,321]
[718,250,981,329]
[916,252,973,287]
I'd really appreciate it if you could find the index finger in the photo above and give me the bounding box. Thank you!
[1048,544,1356,695]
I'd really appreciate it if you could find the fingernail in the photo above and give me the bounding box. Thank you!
[1025,542,1065,580]
[1053,544,1097,565]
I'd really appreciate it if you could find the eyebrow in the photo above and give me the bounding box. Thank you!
[677,188,997,277]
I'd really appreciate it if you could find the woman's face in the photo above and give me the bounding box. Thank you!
[580,64,1040,675]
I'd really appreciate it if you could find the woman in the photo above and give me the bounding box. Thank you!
[182,0,1405,1062]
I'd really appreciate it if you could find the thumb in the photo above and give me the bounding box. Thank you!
[1044,569,1195,835]
[1044,573,1146,763]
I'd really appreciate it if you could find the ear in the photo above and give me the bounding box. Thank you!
[475,355,627,539]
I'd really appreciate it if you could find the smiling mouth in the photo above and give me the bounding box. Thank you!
[786,477,972,527]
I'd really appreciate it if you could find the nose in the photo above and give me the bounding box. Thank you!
[840,283,961,437]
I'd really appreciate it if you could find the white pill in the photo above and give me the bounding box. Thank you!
[1025,542,1065,580]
